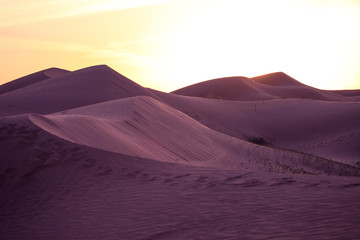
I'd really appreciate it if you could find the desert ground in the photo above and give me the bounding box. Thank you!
[1,65,359,239]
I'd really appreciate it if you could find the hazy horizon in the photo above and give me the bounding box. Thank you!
[1,0,360,91]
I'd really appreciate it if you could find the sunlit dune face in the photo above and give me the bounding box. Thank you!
[0,0,359,91]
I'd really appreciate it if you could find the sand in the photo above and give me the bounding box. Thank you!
[1,65,359,240]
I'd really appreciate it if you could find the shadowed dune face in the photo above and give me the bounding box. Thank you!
[26,95,360,176]
[0,68,70,95]
[0,65,153,115]
[1,119,360,240]
[1,65,359,169]
[172,72,349,101]
[251,72,302,86]
[155,90,360,165]
[172,76,275,101]
[329,89,360,101]
[1,65,360,240]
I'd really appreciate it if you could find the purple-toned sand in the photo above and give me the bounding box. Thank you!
[1,65,359,239]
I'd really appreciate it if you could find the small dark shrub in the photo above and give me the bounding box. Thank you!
[248,137,267,145]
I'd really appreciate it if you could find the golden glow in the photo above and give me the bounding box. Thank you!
[1,0,359,91]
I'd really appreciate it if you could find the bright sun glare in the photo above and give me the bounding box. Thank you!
[150,0,360,90]
[0,0,359,91]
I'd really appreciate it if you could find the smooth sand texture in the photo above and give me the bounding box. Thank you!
[172,72,349,101]
[1,65,359,240]
[0,65,154,115]
[0,68,70,95]
[155,91,360,165]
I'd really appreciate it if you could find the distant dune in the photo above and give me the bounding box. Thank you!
[0,65,154,115]
[1,65,359,240]
[172,72,349,101]
[0,68,70,95]
[329,89,360,100]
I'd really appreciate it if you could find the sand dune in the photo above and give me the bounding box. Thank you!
[330,89,360,101]
[155,91,360,165]
[0,68,70,95]
[28,96,232,166]
[24,95,357,175]
[1,65,360,240]
[251,72,303,86]
[0,65,153,116]
[172,76,275,101]
[172,72,349,101]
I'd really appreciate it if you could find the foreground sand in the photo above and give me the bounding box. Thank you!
[1,65,359,239]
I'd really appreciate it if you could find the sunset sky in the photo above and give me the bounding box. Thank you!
[1,0,359,91]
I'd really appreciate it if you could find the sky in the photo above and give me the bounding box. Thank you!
[0,0,360,92]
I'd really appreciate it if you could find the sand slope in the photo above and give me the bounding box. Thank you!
[0,68,70,95]
[1,115,360,240]
[1,65,360,240]
[251,72,302,86]
[330,89,360,101]
[28,96,231,167]
[172,76,275,101]
[172,72,349,101]
[0,65,153,116]
[155,91,360,165]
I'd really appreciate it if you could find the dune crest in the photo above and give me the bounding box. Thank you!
[0,65,153,115]
[172,72,349,101]
[28,96,227,166]
[0,67,70,95]
[1,65,360,240]
[251,72,302,86]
